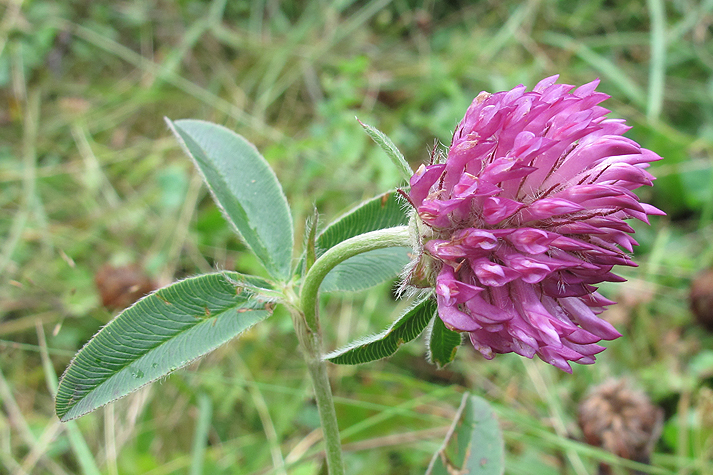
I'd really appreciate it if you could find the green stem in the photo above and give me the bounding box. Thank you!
[292,225,411,474]
[305,333,344,475]
[285,291,345,474]
[300,226,411,333]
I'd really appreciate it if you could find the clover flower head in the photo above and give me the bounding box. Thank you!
[408,76,664,372]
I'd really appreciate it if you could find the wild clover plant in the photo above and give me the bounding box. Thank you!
[56,77,661,474]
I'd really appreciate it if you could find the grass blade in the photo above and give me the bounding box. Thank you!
[36,323,101,475]
[189,393,213,475]
[647,0,667,122]
[541,32,647,107]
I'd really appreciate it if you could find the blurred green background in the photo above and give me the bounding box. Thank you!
[2,0,713,473]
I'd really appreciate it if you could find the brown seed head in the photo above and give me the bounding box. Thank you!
[578,379,663,468]
[690,268,713,331]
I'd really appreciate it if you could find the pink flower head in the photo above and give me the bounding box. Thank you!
[408,76,663,372]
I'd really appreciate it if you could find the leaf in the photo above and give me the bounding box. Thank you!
[317,190,409,252]
[426,393,505,475]
[358,119,413,181]
[428,317,462,368]
[321,247,411,292]
[56,273,273,421]
[167,119,293,281]
[325,296,436,365]
[314,190,411,291]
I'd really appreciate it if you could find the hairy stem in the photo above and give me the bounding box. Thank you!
[284,295,346,475]
[300,226,411,333]
[290,225,411,474]
[305,332,344,475]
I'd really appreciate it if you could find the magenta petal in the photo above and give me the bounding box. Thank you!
[468,332,495,359]
[425,239,467,260]
[641,203,666,216]
[550,236,619,255]
[597,163,654,186]
[540,279,586,298]
[521,198,585,221]
[556,184,624,203]
[503,255,551,283]
[559,297,622,340]
[471,258,520,286]
[506,228,556,254]
[453,173,501,199]
[409,164,445,207]
[537,346,574,373]
[534,75,560,92]
[411,76,661,372]
[437,295,482,331]
[573,78,601,97]
[580,292,616,308]
[482,197,524,224]
[454,228,499,250]
[503,84,527,104]
[418,200,458,228]
[481,157,538,183]
[435,266,483,305]
[565,328,602,344]
[563,340,606,357]
[463,295,514,324]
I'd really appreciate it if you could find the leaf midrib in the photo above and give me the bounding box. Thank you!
[59,288,257,415]
[185,129,273,267]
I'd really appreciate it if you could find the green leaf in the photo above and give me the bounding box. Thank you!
[167,119,293,281]
[55,273,273,422]
[428,317,462,368]
[325,296,436,365]
[317,190,410,252]
[358,119,413,181]
[321,247,411,292]
[314,190,411,291]
[426,393,505,475]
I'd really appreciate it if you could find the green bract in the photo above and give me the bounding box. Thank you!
[325,296,436,365]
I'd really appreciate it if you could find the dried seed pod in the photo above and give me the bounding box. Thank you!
[690,268,713,331]
[95,264,156,310]
[578,379,663,475]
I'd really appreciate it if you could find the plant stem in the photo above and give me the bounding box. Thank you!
[300,226,411,333]
[305,332,345,475]
[285,300,346,475]
[290,225,411,474]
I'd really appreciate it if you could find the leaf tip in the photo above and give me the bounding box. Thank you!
[55,398,76,422]
[164,116,182,141]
